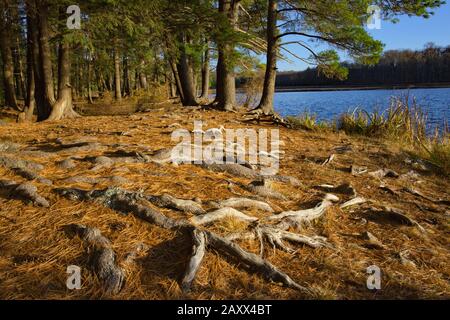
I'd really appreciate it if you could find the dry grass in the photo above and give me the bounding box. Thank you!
[0,103,449,300]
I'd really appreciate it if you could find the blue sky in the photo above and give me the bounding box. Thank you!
[277,2,450,71]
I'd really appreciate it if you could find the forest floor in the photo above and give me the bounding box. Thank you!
[0,101,448,300]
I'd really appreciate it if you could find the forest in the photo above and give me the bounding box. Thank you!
[0,0,449,301]
[276,44,450,88]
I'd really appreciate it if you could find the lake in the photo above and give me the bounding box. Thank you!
[238,87,450,132]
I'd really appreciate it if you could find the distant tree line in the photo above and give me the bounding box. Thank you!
[276,44,450,88]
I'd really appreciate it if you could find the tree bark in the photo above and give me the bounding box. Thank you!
[199,42,210,100]
[24,12,36,121]
[88,55,94,104]
[36,0,56,109]
[46,34,78,121]
[216,0,237,111]
[0,2,18,109]
[113,44,122,101]
[257,0,278,115]
[176,40,198,106]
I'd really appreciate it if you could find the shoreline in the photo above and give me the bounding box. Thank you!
[274,83,450,93]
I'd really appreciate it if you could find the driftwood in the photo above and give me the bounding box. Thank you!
[64,224,125,294]
[0,180,49,207]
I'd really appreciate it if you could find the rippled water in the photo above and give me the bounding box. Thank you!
[270,88,450,131]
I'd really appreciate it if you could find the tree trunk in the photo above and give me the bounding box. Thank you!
[176,43,197,106]
[0,3,18,109]
[24,12,36,122]
[216,0,237,111]
[257,0,278,115]
[199,43,210,100]
[36,0,56,108]
[14,36,26,100]
[46,34,78,121]
[27,2,48,121]
[88,56,94,104]
[113,45,122,101]
[169,58,184,101]
[122,56,131,97]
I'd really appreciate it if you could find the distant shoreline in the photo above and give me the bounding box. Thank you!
[274,83,450,93]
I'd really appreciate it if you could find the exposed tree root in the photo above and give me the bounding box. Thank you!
[200,163,302,188]
[11,167,53,185]
[56,187,313,294]
[243,109,291,128]
[0,156,44,172]
[340,197,367,209]
[241,179,287,200]
[191,207,258,226]
[208,197,274,212]
[64,224,125,295]
[321,154,335,166]
[181,228,206,292]
[147,194,206,215]
[0,180,49,207]
[365,206,425,232]
[315,183,357,197]
[268,194,339,229]
[369,168,399,179]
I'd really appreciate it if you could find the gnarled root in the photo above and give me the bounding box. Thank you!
[190,207,258,226]
[0,180,49,207]
[181,228,206,292]
[147,194,205,215]
[269,194,339,230]
[64,224,125,295]
[56,187,312,294]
